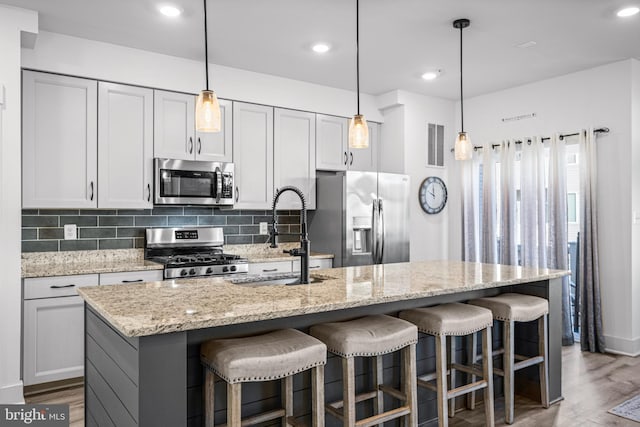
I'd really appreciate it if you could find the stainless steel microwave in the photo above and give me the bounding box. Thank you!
[154,158,235,206]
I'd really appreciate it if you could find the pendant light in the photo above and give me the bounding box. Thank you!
[453,18,472,160]
[348,0,369,149]
[195,0,221,132]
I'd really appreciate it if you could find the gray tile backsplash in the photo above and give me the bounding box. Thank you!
[21,208,301,252]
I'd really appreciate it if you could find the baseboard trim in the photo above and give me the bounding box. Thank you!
[604,334,640,357]
[0,381,25,404]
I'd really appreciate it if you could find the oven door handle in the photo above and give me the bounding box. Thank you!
[215,167,222,203]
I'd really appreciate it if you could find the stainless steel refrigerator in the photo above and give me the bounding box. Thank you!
[309,171,410,267]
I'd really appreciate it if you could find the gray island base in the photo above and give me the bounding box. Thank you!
[79,260,567,427]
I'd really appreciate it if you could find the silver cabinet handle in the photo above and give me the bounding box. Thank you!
[90,182,94,201]
[197,137,202,155]
[122,279,143,283]
[188,137,193,154]
[50,284,75,289]
[147,183,151,202]
[310,266,320,269]
[350,152,354,165]
[215,167,222,203]
[262,268,278,272]
[372,199,378,264]
[344,151,348,165]
[378,199,385,264]
[235,186,239,203]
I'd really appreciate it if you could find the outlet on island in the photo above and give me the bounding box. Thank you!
[64,224,77,240]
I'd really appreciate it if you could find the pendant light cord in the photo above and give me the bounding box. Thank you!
[203,0,209,91]
[459,25,464,132]
[356,0,360,115]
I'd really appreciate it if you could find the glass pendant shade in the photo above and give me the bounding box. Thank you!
[349,114,369,149]
[195,90,221,132]
[454,131,472,160]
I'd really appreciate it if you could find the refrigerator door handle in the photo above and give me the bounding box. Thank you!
[378,198,385,264]
[371,198,378,264]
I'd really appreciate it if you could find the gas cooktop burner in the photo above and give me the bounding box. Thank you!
[163,252,247,268]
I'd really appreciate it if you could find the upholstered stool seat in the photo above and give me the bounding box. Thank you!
[310,315,418,426]
[468,293,550,424]
[400,303,495,427]
[201,329,326,427]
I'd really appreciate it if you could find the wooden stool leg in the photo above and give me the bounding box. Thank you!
[373,355,384,425]
[504,320,515,425]
[403,343,418,427]
[539,314,550,408]
[482,326,495,427]
[227,382,242,427]
[466,332,478,410]
[205,370,216,427]
[282,375,293,426]
[435,334,449,427]
[448,336,456,418]
[343,357,356,427]
[311,365,325,427]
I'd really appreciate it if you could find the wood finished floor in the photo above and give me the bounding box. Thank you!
[24,345,640,427]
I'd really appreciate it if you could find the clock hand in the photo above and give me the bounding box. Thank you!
[429,189,435,198]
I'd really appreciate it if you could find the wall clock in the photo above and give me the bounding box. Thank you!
[419,176,447,214]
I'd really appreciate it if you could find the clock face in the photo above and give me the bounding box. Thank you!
[419,176,447,214]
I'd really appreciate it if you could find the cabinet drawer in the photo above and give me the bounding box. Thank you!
[99,270,164,286]
[248,261,292,275]
[24,274,99,300]
[293,258,333,272]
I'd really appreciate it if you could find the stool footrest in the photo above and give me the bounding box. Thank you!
[378,385,406,402]
[450,362,484,378]
[328,390,378,410]
[417,378,437,392]
[448,380,488,399]
[286,415,304,427]
[514,355,544,371]
[355,406,411,427]
[219,408,286,427]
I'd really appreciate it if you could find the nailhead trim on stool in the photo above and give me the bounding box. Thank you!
[310,315,419,427]
[468,293,550,425]
[201,328,327,427]
[400,303,495,427]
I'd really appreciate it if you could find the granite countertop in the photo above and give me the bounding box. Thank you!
[21,244,334,278]
[78,260,569,337]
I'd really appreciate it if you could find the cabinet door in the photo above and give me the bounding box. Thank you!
[292,258,333,271]
[248,261,293,275]
[274,108,316,210]
[154,90,195,160]
[316,114,348,171]
[98,83,154,208]
[349,121,379,172]
[196,98,233,162]
[23,296,85,385]
[22,71,98,208]
[233,102,274,209]
[99,270,163,285]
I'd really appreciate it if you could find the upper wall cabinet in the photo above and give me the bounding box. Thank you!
[153,90,232,162]
[98,82,154,209]
[233,102,274,209]
[23,71,98,209]
[316,114,379,172]
[274,108,316,210]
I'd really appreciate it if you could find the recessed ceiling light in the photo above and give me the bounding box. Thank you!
[159,4,182,17]
[312,43,331,54]
[617,6,639,17]
[421,70,442,81]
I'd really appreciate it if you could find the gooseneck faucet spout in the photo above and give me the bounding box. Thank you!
[269,186,310,284]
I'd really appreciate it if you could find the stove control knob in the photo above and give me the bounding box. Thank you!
[230,265,237,272]
[180,269,188,277]
[222,266,229,273]
[189,268,196,276]
[205,267,213,275]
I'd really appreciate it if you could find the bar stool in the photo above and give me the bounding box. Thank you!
[200,328,327,427]
[468,293,549,424]
[400,303,495,427]
[310,314,418,426]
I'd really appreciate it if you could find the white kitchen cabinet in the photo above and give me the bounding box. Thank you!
[274,108,316,210]
[248,261,293,275]
[22,70,98,208]
[154,90,232,162]
[98,82,154,209]
[292,258,333,271]
[233,102,274,209]
[315,114,379,172]
[23,274,99,386]
[99,270,163,285]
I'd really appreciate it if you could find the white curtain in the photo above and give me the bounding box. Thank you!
[579,128,605,352]
[520,136,547,268]
[547,134,573,345]
[481,143,497,263]
[499,140,517,265]
[462,157,479,262]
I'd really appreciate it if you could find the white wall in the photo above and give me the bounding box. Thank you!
[21,31,383,123]
[449,59,638,355]
[377,90,456,262]
[0,5,37,404]
[631,60,640,355]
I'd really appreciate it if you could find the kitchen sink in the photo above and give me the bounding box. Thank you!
[228,272,332,286]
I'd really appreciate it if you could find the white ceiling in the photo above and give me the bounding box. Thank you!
[3,0,640,99]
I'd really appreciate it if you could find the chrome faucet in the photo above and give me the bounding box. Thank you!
[269,186,310,284]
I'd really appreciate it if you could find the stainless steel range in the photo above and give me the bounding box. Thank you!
[145,227,249,279]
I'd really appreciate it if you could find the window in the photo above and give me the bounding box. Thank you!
[427,123,444,167]
[567,193,577,222]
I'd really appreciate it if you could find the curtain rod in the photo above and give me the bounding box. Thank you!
[450,127,610,152]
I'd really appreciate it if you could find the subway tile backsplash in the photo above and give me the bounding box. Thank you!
[21,208,301,252]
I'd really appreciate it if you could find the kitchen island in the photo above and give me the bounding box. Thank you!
[79,261,568,427]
